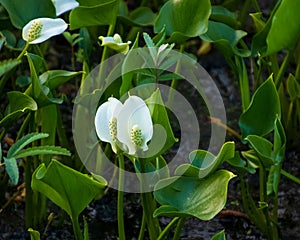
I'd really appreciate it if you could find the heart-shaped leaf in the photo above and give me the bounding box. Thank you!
[32,159,107,220]
[154,170,235,220]
[154,0,211,44]
[175,142,235,178]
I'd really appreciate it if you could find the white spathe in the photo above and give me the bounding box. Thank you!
[117,96,153,155]
[22,18,68,44]
[95,97,123,153]
[52,0,79,16]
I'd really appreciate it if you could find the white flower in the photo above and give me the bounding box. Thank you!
[95,97,123,153]
[22,18,68,44]
[99,34,131,54]
[117,96,153,155]
[94,96,153,155]
[52,0,79,16]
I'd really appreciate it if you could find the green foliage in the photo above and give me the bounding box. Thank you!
[155,0,211,43]
[252,0,300,56]
[32,159,107,220]
[2,132,71,185]
[154,170,235,220]
[200,21,249,57]
[239,77,281,139]
[119,7,156,27]
[69,0,119,30]
[0,59,21,77]
[144,89,177,159]
[175,142,235,178]
[28,228,40,240]
[3,157,19,185]
[0,0,55,29]
[0,92,37,128]
[211,229,226,240]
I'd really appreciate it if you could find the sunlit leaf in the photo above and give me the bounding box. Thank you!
[32,159,107,219]
[154,170,235,220]
[154,0,211,43]
[211,229,226,240]
[28,228,40,240]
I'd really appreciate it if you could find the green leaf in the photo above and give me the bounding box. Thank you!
[273,117,286,163]
[118,7,156,27]
[154,170,235,220]
[154,0,211,44]
[0,0,56,29]
[267,164,280,195]
[144,89,177,159]
[211,229,226,240]
[265,0,300,55]
[39,70,82,90]
[13,146,71,159]
[4,157,18,185]
[210,5,239,28]
[28,228,40,240]
[239,77,281,139]
[26,53,61,106]
[175,142,235,178]
[69,0,119,30]
[0,59,21,77]
[0,92,37,128]
[252,0,300,56]
[32,160,107,220]
[287,74,300,101]
[200,21,249,58]
[7,132,49,158]
[245,135,273,167]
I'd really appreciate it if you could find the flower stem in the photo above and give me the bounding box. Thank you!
[117,152,126,240]
[281,169,300,184]
[172,217,186,240]
[137,212,146,240]
[157,217,179,240]
[17,42,30,60]
[138,158,161,240]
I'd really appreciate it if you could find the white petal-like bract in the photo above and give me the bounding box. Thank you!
[22,18,68,44]
[95,97,123,153]
[117,96,153,155]
[52,0,79,16]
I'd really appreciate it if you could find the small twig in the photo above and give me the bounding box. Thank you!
[209,116,242,140]
[0,182,26,213]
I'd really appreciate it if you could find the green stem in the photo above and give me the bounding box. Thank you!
[259,165,266,203]
[25,157,33,227]
[117,152,126,240]
[16,113,31,141]
[275,51,292,89]
[168,44,185,105]
[239,0,252,26]
[172,217,186,240]
[139,158,161,240]
[17,42,30,60]
[269,54,279,79]
[281,169,300,184]
[138,212,146,240]
[157,217,179,240]
[72,217,83,240]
